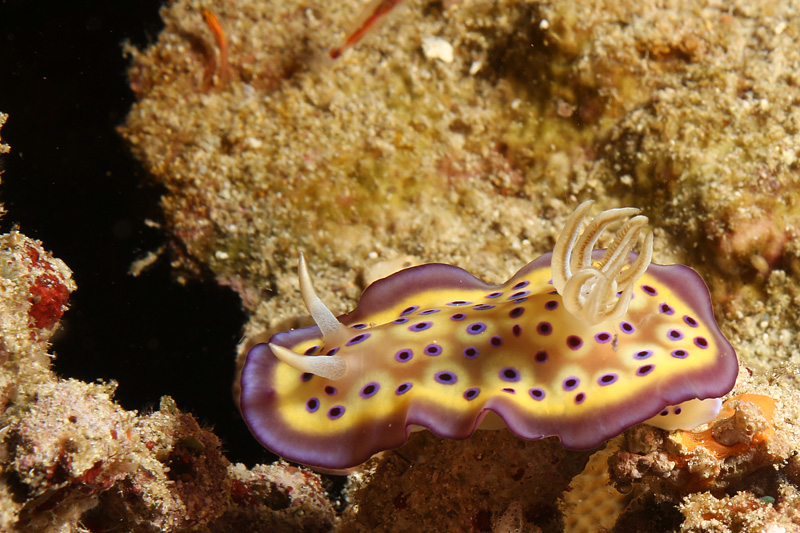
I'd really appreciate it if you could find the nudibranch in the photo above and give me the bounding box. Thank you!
[239,201,738,470]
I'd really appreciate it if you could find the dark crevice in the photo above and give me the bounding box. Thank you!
[0,0,270,466]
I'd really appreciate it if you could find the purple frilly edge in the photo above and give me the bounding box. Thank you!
[239,252,738,470]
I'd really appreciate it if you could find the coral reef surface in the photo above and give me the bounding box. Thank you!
[5,0,800,529]
[118,0,800,529]
[0,230,337,532]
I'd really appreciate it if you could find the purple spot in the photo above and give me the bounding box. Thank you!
[512,324,522,337]
[351,323,368,329]
[529,388,545,400]
[327,406,345,420]
[395,349,413,362]
[641,284,657,295]
[425,344,442,356]
[510,307,525,318]
[694,336,709,349]
[575,392,586,404]
[410,321,433,332]
[562,377,580,391]
[598,373,618,386]
[634,350,653,359]
[512,280,530,289]
[401,305,419,316]
[683,315,699,327]
[544,300,559,310]
[301,372,313,382]
[510,290,531,299]
[486,291,503,299]
[500,367,520,382]
[659,409,669,416]
[566,335,583,350]
[435,371,457,384]
[660,303,675,315]
[303,345,319,355]
[395,382,412,395]
[674,407,683,415]
[594,332,612,343]
[346,333,370,346]
[419,308,441,315]
[636,364,655,376]
[620,321,635,334]
[326,347,340,356]
[450,313,467,321]
[537,322,553,335]
[511,297,529,303]
[474,304,496,310]
[467,322,487,335]
[463,388,480,400]
[447,300,472,306]
[502,388,516,394]
[360,382,380,398]
[306,398,319,413]
[667,329,684,340]
[671,349,688,359]
[534,350,548,363]
[490,335,503,347]
[463,346,479,358]
[324,385,337,395]
[393,317,409,324]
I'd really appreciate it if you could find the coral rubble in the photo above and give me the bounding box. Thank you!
[0,234,337,531]
[340,431,592,532]
[607,374,800,531]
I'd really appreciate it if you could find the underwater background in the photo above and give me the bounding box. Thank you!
[1,0,800,531]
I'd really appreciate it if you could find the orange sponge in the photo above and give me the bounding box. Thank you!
[673,394,776,459]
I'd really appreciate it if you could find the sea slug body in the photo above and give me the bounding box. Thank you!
[239,202,738,470]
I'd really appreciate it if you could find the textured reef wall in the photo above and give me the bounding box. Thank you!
[118,0,800,529]
[120,0,800,375]
[5,0,800,530]
[0,232,338,531]
[0,118,336,530]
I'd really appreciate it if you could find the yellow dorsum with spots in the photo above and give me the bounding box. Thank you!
[240,201,738,470]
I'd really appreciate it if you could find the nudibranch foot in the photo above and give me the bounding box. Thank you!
[239,202,738,470]
[644,397,723,431]
[552,200,653,326]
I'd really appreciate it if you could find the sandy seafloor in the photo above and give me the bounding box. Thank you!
[3,0,800,531]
